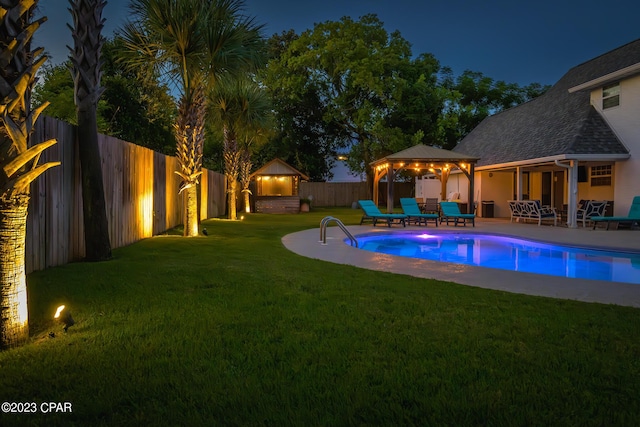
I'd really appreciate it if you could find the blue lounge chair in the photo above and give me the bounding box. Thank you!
[400,198,439,226]
[358,200,407,227]
[591,196,640,230]
[439,201,475,227]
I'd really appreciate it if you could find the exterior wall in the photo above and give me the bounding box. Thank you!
[576,165,616,202]
[476,171,512,218]
[590,74,640,215]
[529,171,542,201]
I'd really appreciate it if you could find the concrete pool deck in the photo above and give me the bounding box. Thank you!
[282,219,640,308]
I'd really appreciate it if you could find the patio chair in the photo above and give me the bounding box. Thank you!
[422,197,440,214]
[591,196,640,230]
[439,201,475,227]
[400,198,439,226]
[576,200,608,228]
[358,200,407,227]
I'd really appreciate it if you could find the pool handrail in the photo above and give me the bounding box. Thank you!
[320,216,358,247]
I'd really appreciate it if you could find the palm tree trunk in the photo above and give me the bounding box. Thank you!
[184,185,199,237]
[1,0,59,349]
[243,191,251,213]
[70,0,112,261]
[0,196,30,349]
[77,109,112,260]
[240,149,252,213]
[228,180,237,220]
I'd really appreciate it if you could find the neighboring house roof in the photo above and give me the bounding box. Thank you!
[453,39,640,167]
[370,144,478,166]
[249,158,310,180]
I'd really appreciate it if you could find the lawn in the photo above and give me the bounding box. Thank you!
[1,208,639,426]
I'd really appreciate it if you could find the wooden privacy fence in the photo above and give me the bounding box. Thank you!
[26,116,226,273]
[299,181,414,207]
[300,182,369,207]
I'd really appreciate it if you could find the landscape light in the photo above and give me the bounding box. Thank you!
[54,305,75,332]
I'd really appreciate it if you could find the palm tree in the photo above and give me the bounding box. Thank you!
[120,0,263,236]
[0,1,60,349]
[69,0,112,261]
[209,77,271,218]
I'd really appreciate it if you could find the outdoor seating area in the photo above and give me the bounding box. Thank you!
[439,201,476,227]
[576,200,609,228]
[592,196,640,230]
[508,200,557,226]
[358,200,407,227]
[400,198,439,226]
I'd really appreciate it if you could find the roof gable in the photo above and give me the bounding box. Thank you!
[453,39,639,166]
[250,158,310,180]
[371,144,478,166]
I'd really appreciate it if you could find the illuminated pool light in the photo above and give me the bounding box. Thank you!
[351,232,640,284]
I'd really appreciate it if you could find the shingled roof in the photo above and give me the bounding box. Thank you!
[453,39,640,167]
[370,144,478,166]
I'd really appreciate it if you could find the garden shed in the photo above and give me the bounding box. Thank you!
[250,158,310,213]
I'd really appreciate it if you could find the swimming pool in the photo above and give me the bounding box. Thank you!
[353,232,640,284]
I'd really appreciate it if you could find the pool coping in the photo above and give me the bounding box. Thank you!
[281,221,640,308]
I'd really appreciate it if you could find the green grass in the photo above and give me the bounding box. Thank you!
[2,208,640,426]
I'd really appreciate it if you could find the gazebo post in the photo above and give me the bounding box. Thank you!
[468,163,475,214]
[386,165,394,213]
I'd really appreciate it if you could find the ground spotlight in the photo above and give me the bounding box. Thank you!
[54,305,75,332]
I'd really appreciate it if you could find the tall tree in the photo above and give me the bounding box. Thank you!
[69,0,112,261]
[258,30,341,181]
[438,69,550,149]
[31,39,177,155]
[210,76,271,219]
[120,0,263,236]
[0,0,60,349]
[263,15,443,185]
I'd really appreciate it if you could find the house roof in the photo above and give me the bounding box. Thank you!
[453,39,640,167]
[370,144,478,166]
[249,158,310,180]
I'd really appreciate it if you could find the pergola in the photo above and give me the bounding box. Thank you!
[370,144,480,213]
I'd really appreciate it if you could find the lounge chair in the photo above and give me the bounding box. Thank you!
[358,200,407,227]
[591,196,640,230]
[400,198,439,226]
[439,201,475,227]
[576,200,608,228]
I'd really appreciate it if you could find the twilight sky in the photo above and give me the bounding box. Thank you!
[35,0,640,87]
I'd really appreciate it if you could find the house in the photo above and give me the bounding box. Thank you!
[451,39,640,227]
[249,158,310,213]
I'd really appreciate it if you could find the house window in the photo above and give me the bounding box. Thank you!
[602,83,620,109]
[590,165,612,186]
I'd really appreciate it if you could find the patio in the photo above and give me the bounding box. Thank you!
[282,218,640,308]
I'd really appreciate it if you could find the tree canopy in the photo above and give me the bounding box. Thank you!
[259,14,549,182]
[34,13,550,183]
[32,37,177,154]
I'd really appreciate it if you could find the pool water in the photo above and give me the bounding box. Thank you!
[354,232,640,284]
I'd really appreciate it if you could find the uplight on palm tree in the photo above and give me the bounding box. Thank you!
[120,0,264,236]
[210,76,271,219]
[0,1,60,349]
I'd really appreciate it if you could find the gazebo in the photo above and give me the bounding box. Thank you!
[370,144,480,213]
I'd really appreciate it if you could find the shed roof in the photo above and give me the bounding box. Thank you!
[453,39,640,167]
[250,158,310,180]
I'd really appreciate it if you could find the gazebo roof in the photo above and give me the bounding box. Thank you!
[370,144,479,166]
